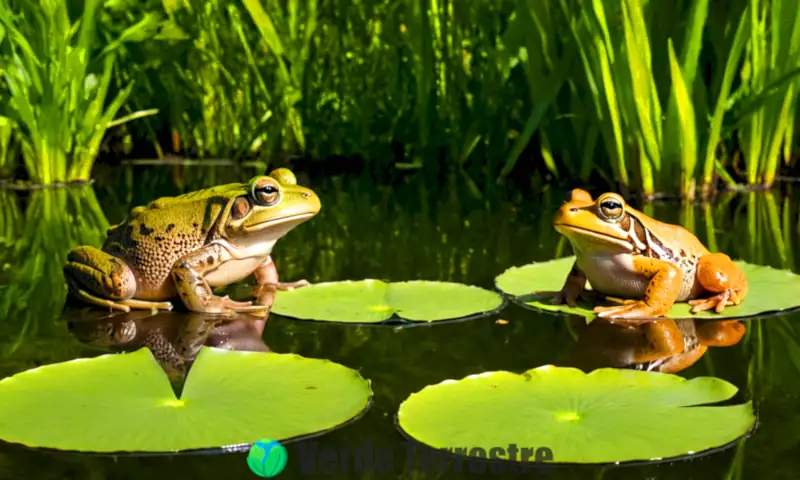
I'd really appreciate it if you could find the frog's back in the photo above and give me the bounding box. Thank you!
[101,183,244,298]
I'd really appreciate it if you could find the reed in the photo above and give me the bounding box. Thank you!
[3,0,800,195]
[0,0,157,184]
[0,117,16,178]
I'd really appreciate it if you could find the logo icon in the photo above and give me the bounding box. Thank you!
[247,438,288,478]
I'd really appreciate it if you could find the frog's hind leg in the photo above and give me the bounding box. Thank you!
[688,253,748,314]
[695,319,746,346]
[64,246,172,312]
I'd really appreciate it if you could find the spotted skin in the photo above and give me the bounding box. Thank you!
[63,169,320,314]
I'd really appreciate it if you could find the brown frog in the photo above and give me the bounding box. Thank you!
[552,188,748,318]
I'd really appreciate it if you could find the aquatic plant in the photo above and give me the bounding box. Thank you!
[97,0,799,198]
[0,347,372,453]
[2,0,797,195]
[270,280,505,324]
[0,0,158,184]
[397,366,754,464]
[0,117,17,179]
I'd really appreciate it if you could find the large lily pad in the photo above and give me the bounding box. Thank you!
[396,366,755,465]
[495,256,800,320]
[0,347,372,453]
[271,280,505,324]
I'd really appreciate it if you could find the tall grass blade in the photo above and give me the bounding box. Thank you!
[667,39,698,198]
[702,8,750,190]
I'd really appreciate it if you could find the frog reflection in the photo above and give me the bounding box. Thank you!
[562,316,746,373]
[63,307,269,384]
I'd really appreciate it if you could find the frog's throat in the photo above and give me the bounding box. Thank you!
[242,213,316,233]
[554,223,633,252]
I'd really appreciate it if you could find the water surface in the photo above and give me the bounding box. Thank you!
[0,165,799,479]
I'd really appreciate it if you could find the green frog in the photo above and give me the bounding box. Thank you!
[63,168,320,314]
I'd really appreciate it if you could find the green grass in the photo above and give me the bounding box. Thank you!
[1,0,800,195]
[0,0,157,184]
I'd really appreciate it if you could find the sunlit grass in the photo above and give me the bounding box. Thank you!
[0,0,157,184]
[2,0,800,195]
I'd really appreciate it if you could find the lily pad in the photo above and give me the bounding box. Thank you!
[0,347,372,453]
[271,280,506,324]
[495,256,800,320]
[396,366,755,465]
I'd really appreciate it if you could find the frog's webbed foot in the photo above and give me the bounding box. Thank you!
[204,295,269,315]
[119,299,173,311]
[68,290,173,313]
[690,253,748,314]
[70,289,134,313]
[172,245,269,315]
[688,292,735,314]
[260,279,311,291]
[594,300,663,319]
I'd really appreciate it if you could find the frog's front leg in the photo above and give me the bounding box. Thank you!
[688,253,748,314]
[64,246,173,313]
[254,256,311,291]
[594,257,682,319]
[547,261,607,306]
[171,244,268,315]
[251,256,310,307]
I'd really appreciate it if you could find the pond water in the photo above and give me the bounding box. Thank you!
[0,164,799,479]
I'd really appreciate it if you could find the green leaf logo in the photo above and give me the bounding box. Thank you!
[247,439,288,478]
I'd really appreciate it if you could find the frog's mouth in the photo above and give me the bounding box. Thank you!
[553,223,633,251]
[243,213,316,233]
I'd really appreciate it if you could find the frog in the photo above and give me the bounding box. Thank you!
[551,188,748,319]
[563,316,746,373]
[63,168,320,315]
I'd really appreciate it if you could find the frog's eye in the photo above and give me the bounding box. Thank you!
[231,197,251,219]
[252,179,281,206]
[598,197,624,221]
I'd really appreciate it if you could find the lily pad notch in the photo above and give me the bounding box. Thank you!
[0,347,373,454]
[271,280,507,324]
[494,256,800,320]
[395,365,756,466]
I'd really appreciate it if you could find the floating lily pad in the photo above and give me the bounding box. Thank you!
[396,366,755,465]
[495,256,800,320]
[0,347,372,453]
[271,280,506,324]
